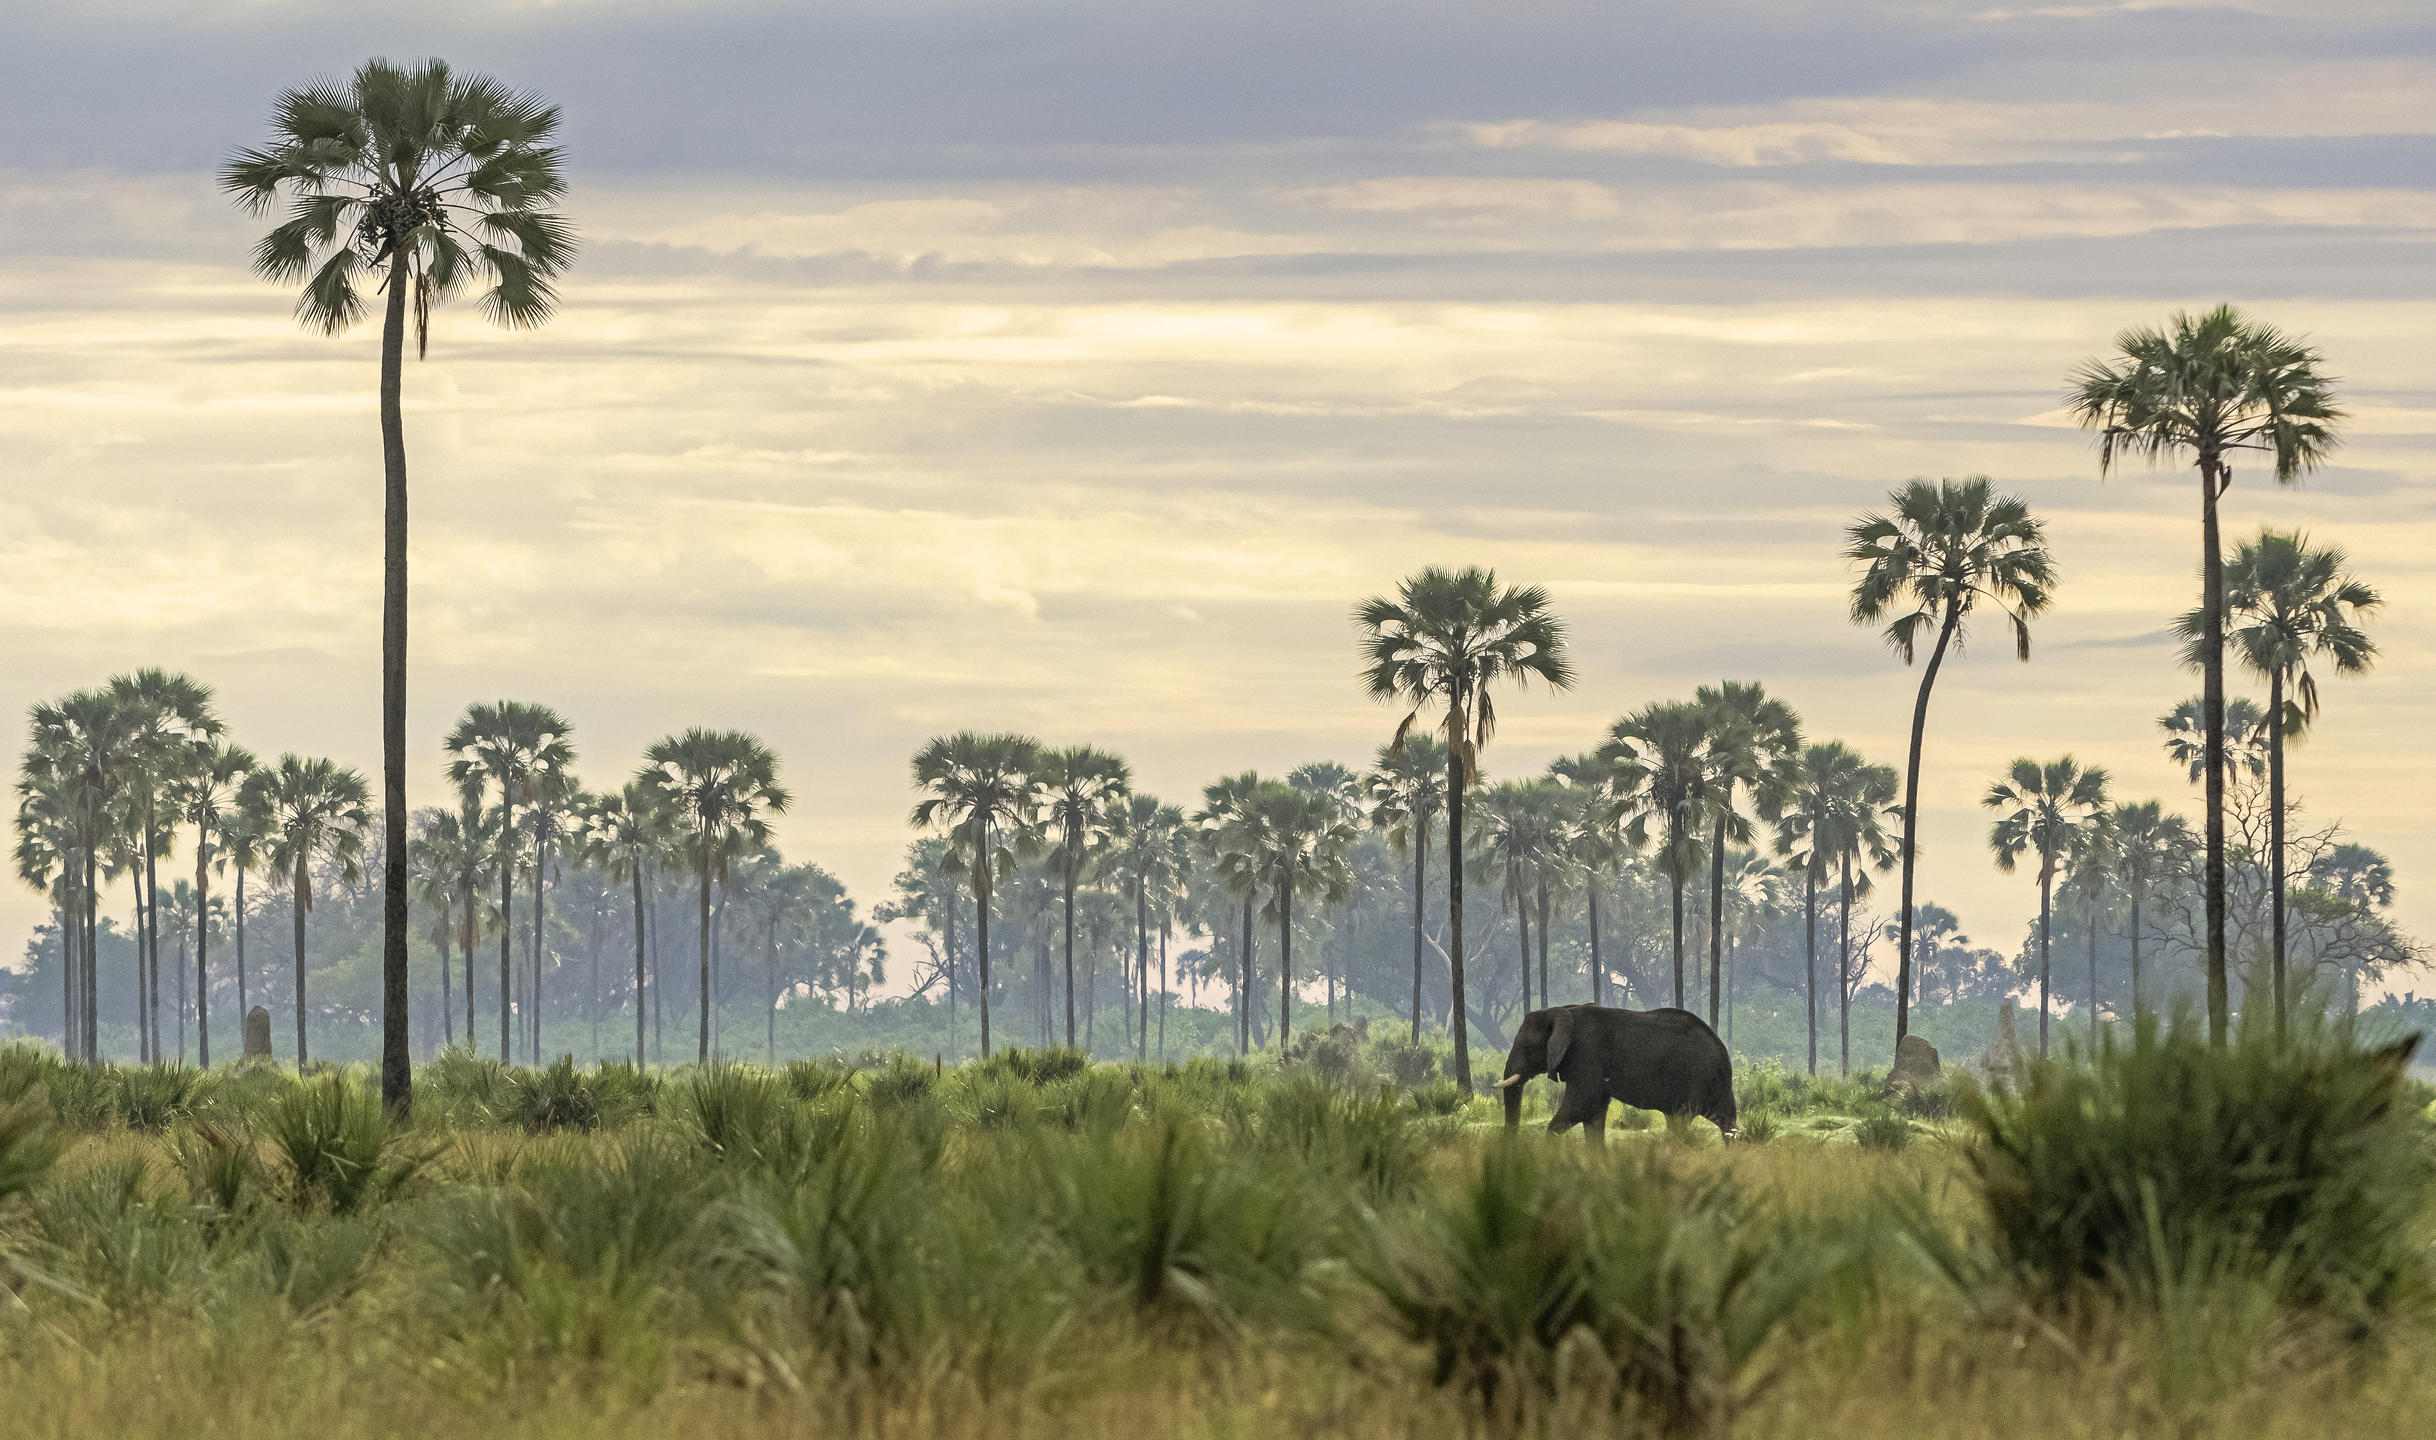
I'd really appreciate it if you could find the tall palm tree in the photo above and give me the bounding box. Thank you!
[518,766,584,1061]
[640,729,790,1064]
[445,701,576,1060]
[581,782,674,1066]
[1474,780,1563,1016]
[1692,682,1800,1027]
[168,740,255,1067]
[1719,848,1783,1050]
[1846,477,2054,1043]
[1775,741,1897,1077]
[2176,529,2378,1033]
[1985,757,2110,1059]
[2063,824,2117,1049]
[25,689,142,1063]
[1289,762,1367,1023]
[1106,793,1188,1062]
[1355,566,1571,1091]
[1601,700,1712,1010]
[2108,800,2193,1020]
[1035,745,1131,1049]
[1196,771,1268,1055]
[406,808,465,1050]
[241,755,372,1069]
[227,59,574,1108]
[1245,779,1356,1052]
[909,733,1041,1058]
[1366,734,1448,1041]
[2160,696,2270,787]
[105,671,222,1067]
[13,772,80,1060]
[2070,308,2342,1045]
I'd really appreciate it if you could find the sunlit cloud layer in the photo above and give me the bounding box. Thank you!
[2,0,2432,976]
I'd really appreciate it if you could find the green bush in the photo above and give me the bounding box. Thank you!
[264,1073,426,1214]
[1853,1108,1913,1153]
[502,1057,603,1133]
[1962,1010,2432,1314]
[113,1064,215,1130]
[1366,1032,1440,1089]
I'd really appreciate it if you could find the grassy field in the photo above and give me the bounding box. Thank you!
[0,1018,2429,1439]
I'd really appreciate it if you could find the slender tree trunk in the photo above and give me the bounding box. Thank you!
[1240,895,1256,1056]
[1804,867,1819,1076]
[1588,884,1604,1006]
[1895,606,1962,1043]
[1839,853,1852,1077]
[1536,878,1551,1009]
[766,917,778,1066]
[235,867,247,1054]
[1136,879,1149,1063]
[131,870,148,1064]
[1669,871,1685,1009]
[1063,863,1077,1049]
[1410,818,1428,1041]
[2037,861,2053,1060]
[461,883,477,1053]
[631,866,648,1065]
[2088,890,2101,1049]
[1515,878,1532,1015]
[531,828,547,1063]
[498,803,515,1062]
[945,887,959,1063]
[292,858,309,1070]
[1159,925,1170,1061]
[58,880,76,1063]
[975,824,994,1057]
[1446,729,1471,1091]
[84,849,99,1062]
[1727,931,1736,1049]
[2200,455,2229,1044]
[377,245,412,1109]
[145,823,162,1066]
[2269,665,2288,1036]
[1708,808,1727,1025]
[176,933,188,1064]
[696,856,713,1064]
[1278,877,1294,1052]
[2129,882,2144,1019]
[437,898,453,1050]
[649,885,663,1065]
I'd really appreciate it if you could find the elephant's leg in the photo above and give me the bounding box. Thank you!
[1583,1104,1607,1147]
[1548,1080,1602,1137]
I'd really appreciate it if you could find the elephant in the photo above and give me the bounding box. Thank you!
[1497,1004,1736,1143]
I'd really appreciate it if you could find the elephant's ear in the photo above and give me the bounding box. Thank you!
[1547,1008,1575,1074]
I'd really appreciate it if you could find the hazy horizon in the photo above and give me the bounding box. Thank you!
[5,0,2433,991]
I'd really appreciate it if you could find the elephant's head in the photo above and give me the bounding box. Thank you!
[1497,1007,1576,1128]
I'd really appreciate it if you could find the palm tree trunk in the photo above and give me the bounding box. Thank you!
[1536,878,1551,1008]
[766,917,778,1066]
[1239,895,1255,1056]
[2088,891,2100,1048]
[2269,665,2287,1035]
[176,932,189,1064]
[377,244,412,1110]
[1588,883,1605,1006]
[57,879,76,1063]
[1410,818,1427,1042]
[1135,879,1148,1063]
[944,887,959,1062]
[438,900,453,1051]
[498,802,515,1062]
[1890,617,1962,1049]
[975,873,994,1058]
[196,841,214,1068]
[1839,853,1853,1077]
[1158,926,1169,1060]
[1708,808,1727,1026]
[631,866,648,1066]
[2200,454,2229,1045]
[2037,861,2053,1059]
[1445,731,1471,1091]
[1514,874,1532,1016]
[461,885,477,1053]
[1804,867,1818,1076]
[1278,876,1294,1052]
[696,855,713,1064]
[131,870,148,1064]
[234,867,247,1054]
[1063,863,1077,1049]
[84,848,100,1063]
[2129,881,2144,1019]
[145,823,163,1066]
[1669,870,1685,1009]
[292,857,310,1070]
[531,828,547,1062]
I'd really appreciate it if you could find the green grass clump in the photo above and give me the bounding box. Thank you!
[263,1073,426,1214]
[1962,1009,2431,1314]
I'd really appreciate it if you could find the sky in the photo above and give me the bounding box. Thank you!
[2,0,2433,987]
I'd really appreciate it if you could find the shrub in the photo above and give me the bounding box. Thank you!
[112,1064,214,1130]
[1410,1078,1469,1118]
[1963,1010,2432,1315]
[1281,1024,1367,1086]
[973,1046,1091,1087]
[1736,1109,1780,1145]
[1039,1068,1138,1134]
[171,1119,263,1215]
[1361,1141,1835,1429]
[501,1057,603,1133]
[861,1055,937,1107]
[1853,1108,1913,1153]
[1366,1032,1440,1089]
[264,1074,426,1214]
[784,1058,855,1103]
[681,1065,789,1160]
[0,1098,61,1209]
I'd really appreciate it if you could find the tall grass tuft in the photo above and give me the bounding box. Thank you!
[263,1073,426,1215]
[1962,1008,2432,1316]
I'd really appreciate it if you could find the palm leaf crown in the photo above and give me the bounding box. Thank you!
[2068,304,2342,483]
[1846,476,2054,664]
[221,57,574,355]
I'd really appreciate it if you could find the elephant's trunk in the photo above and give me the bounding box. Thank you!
[1500,1071,1525,1128]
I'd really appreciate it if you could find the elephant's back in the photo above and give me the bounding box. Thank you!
[1601,1006,1732,1114]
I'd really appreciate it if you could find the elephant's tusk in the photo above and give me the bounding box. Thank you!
[1495,1074,1523,1088]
